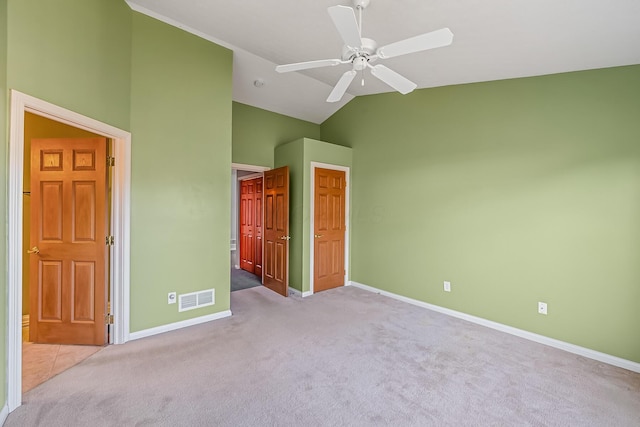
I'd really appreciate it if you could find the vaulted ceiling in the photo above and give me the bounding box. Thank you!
[126,0,640,124]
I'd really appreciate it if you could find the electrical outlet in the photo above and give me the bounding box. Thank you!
[168,292,177,304]
[444,281,451,292]
[538,301,547,315]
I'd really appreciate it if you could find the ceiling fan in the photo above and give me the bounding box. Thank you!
[275,0,454,103]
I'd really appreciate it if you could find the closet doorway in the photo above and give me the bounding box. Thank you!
[231,164,268,293]
[239,176,263,277]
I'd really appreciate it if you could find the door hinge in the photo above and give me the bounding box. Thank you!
[107,156,115,167]
[105,314,114,325]
[106,235,115,245]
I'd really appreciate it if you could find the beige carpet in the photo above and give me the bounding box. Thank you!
[6,286,640,426]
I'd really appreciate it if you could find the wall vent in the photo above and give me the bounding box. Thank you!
[178,289,215,312]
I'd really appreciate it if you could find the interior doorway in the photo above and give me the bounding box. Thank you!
[313,167,347,293]
[20,115,111,392]
[309,162,350,295]
[7,91,132,412]
[230,164,291,297]
[231,164,269,293]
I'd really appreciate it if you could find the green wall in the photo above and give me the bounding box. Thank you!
[232,102,319,167]
[321,65,640,363]
[7,0,132,130]
[0,0,7,409]
[275,138,352,293]
[274,140,304,289]
[2,0,233,368]
[129,12,232,331]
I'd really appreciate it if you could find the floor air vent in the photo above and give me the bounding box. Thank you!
[178,289,215,312]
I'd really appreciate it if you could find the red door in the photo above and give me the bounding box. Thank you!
[240,179,255,273]
[239,177,263,276]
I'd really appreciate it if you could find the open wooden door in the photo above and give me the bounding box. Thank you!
[29,138,108,345]
[263,166,289,296]
[254,178,263,278]
[314,168,346,293]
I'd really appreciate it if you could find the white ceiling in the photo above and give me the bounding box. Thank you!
[126,0,640,124]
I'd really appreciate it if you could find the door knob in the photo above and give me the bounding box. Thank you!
[279,236,291,240]
[27,246,40,255]
[314,234,323,238]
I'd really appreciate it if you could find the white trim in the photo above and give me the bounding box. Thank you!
[309,162,350,296]
[7,90,132,412]
[0,404,8,426]
[288,287,313,298]
[126,1,239,54]
[238,172,263,181]
[232,162,270,172]
[128,310,232,341]
[349,281,640,374]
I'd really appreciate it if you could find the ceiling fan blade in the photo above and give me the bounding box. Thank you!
[276,59,343,73]
[370,65,417,94]
[327,70,357,103]
[328,5,362,49]
[377,28,454,59]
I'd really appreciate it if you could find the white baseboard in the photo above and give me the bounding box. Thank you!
[1,403,8,425]
[349,281,640,373]
[288,287,312,298]
[128,310,232,341]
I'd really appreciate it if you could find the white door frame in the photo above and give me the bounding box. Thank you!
[309,162,350,295]
[7,90,132,411]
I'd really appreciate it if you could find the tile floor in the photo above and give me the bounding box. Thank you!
[22,327,103,393]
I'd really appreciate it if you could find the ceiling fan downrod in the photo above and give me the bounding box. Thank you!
[353,0,369,36]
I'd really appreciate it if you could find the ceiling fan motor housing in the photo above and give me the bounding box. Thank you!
[341,37,378,63]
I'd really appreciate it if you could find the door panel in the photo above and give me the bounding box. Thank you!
[254,178,263,278]
[30,138,107,345]
[239,180,254,272]
[263,166,289,296]
[239,177,264,277]
[314,168,346,293]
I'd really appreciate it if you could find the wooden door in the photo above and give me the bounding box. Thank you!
[254,178,263,278]
[239,177,263,277]
[263,166,289,296]
[314,168,346,293]
[29,138,108,345]
[239,179,255,273]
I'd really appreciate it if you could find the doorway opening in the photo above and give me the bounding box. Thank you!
[7,91,131,412]
[21,113,111,391]
[231,164,269,293]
